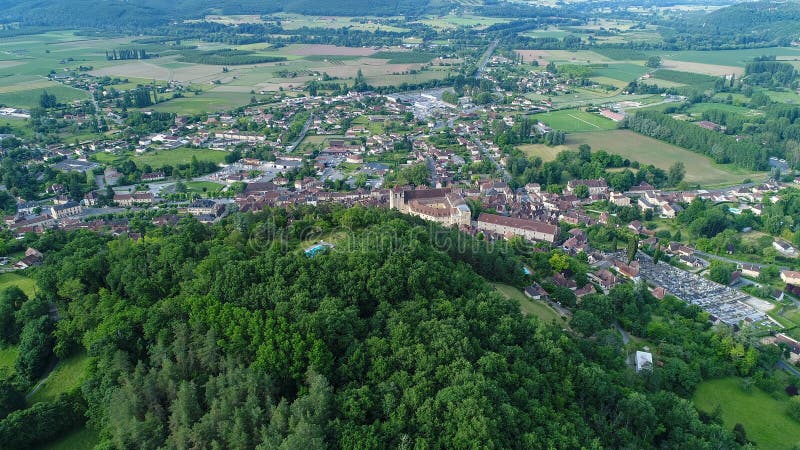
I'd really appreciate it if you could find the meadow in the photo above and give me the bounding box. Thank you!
[0,345,17,372]
[27,353,91,404]
[492,283,566,326]
[693,377,800,450]
[0,272,38,298]
[516,143,568,162]
[529,109,617,133]
[566,130,765,186]
[91,148,228,169]
[37,427,100,450]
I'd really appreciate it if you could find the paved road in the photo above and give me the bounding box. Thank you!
[286,113,314,152]
[471,135,511,182]
[475,40,499,80]
[778,360,800,379]
[615,323,631,345]
[693,249,790,271]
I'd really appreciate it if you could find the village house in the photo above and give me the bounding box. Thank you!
[781,270,800,287]
[567,179,608,196]
[50,201,82,219]
[476,213,559,244]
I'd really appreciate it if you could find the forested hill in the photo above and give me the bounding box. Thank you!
[0,206,745,449]
[664,0,800,49]
[0,0,451,28]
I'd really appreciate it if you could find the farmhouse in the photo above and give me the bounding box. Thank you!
[781,270,800,287]
[476,213,559,244]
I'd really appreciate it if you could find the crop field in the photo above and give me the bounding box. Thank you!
[492,283,566,326]
[530,109,617,133]
[418,15,512,30]
[659,59,742,77]
[591,63,649,82]
[566,130,766,186]
[28,353,90,404]
[694,377,800,450]
[0,272,38,298]
[651,69,718,87]
[0,83,89,109]
[654,47,800,67]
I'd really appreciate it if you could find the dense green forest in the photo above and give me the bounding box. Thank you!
[0,206,768,448]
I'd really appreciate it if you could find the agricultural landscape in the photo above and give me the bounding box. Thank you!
[1,0,800,449]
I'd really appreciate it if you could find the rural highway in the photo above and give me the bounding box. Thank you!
[286,113,314,152]
[474,40,499,80]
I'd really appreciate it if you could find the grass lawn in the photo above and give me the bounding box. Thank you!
[36,426,100,450]
[149,91,256,114]
[184,181,224,196]
[565,130,766,187]
[516,143,569,162]
[0,272,38,298]
[133,147,228,168]
[492,283,566,326]
[693,377,800,450]
[530,109,618,133]
[0,345,18,373]
[28,353,91,404]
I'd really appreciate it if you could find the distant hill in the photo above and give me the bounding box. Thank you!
[0,0,453,29]
[665,0,800,48]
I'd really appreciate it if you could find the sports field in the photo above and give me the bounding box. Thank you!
[569,130,765,186]
[530,109,618,133]
[492,283,566,326]
[693,377,800,450]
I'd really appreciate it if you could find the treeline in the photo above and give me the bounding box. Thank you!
[625,110,768,170]
[178,49,286,66]
[505,143,680,191]
[17,206,747,448]
[745,57,797,88]
[106,49,152,61]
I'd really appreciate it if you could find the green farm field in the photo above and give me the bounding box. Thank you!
[591,63,649,82]
[492,283,566,326]
[653,47,800,67]
[530,109,617,133]
[693,377,800,450]
[0,272,38,298]
[527,130,765,186]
